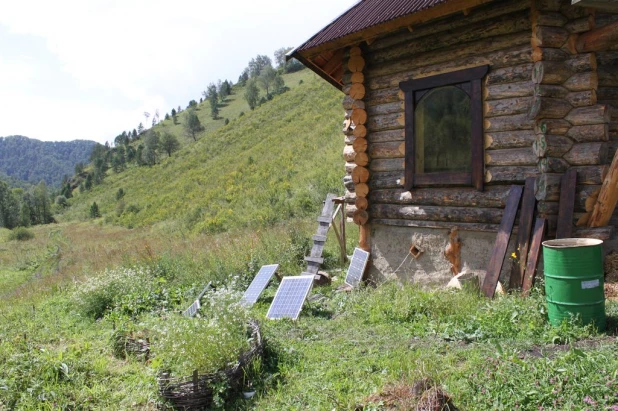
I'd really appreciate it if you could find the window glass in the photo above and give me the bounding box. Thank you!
[414,86,471,174]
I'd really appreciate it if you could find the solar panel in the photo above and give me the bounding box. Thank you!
[240,264,279,307]
[266,275,314,320]
[182,282,212,317]
[345,248,370,288]
[183,300,201,317]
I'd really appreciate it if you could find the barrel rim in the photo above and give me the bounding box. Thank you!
[542,238,603,249]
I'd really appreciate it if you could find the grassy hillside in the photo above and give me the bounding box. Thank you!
[62,70,344,234]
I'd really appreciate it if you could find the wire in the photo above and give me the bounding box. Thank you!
[393,252,411,274]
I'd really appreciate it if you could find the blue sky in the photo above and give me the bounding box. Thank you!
[0,0,355,144]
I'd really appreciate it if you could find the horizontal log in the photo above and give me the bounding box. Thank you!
[367,129,404,144]
[368,0,530,52]
[368,141,405,159]
[573,226,614,241]
[344,189,356,203]
[344,175,354,191]
[355,183,369,198]
[371,218,501,233]
[351,72,365,84]
[351,108,367,126]
[368,31,530,78]
[370,171,404,189]
[364,88,402,106]
[574,20,618,53]
[576,185,603,212]
[535,173,562,201]
[369,203,504,224]
[563,72,598,92]
[565,105,610,125]
[566,124,609,143]
[564,53,597,73]
[352,209,369,225]
[343,145,356,162]
[355,152,370,167]
[531,61,573,85]
[532,134,573,158]
[484,129,536,150]
[369,12,530,65]
[595,51,618,67]
[352,100,366,110]
[344,134,356,145]
[572,165,609,185]
[485,166,538,183]
[368,44,533,91]
[353,124,367,138]
[349,83,366,100]
[532,11,568,27]
[528,96,573,119]
[342,95,354,110]
[345,162,356,174]
[366,101,403,117]
[485,147,537,166]
[559,2,588,19]
[348,55,365,73]
[532,47,570,62]
[538,157,569,173]
[537,200,559,215]
[597,67,618,87]
[355,196,368,211]
[535,119,571,135]
[369,186,511,207]
[536,0,562,12]
[366,112,404,132]
[485,97,531,117]
[566,90,597,107]
[533,84,568,99]
[370,158,404,172]
[485,63,534,85]
[346,204,357,219]
[565,15,595,34]
[598,87,618,101]
[484,113,534,132]
[484,80,534,100]
[353,138,368,153]
[531,25,569,48]
[564,142,608,165]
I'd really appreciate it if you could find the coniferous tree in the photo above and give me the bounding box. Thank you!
[244,79,260,110]
[89,202,101,218]
[160,132,180,157]
[184,110,204,141]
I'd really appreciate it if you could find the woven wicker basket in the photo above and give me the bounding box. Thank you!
[157,320,263,410]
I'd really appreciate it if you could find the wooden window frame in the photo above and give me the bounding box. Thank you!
[399,65,488,191]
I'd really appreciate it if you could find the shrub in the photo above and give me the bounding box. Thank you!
[224,118,229,125]
[55,195,68,207]
[8,227,34,241]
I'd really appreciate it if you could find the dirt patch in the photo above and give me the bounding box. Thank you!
[519,336,617,359]
[359,378,457,411]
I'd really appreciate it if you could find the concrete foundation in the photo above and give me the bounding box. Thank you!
[368,223,517,287]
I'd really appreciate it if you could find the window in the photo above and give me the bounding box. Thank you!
[399,65,488,191]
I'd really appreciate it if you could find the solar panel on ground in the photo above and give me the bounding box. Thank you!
[183,300,201,317]
[182,282,212,317]
[241,264,279,307]
[266,275,314,320]
[345,248,370,288]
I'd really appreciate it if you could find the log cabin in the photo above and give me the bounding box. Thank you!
[289,0,618,285]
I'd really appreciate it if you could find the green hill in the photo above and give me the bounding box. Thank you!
[62,70,345,234]
[0,136,96,187]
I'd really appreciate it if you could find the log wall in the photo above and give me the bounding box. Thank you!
[340,0,616,236]
[341,0,536,232]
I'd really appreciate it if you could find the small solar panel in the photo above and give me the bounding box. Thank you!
[182,282,211,317]
[240,264,279,307]
[266,275,314,320]
[345,248,370,288]
[183,300,201,317]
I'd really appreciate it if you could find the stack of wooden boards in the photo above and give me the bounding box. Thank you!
[482,158,618,298]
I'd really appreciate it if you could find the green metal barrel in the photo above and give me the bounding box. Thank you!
[543,238,606,331]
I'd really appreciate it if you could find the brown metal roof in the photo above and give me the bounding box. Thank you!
[296,0,451,52]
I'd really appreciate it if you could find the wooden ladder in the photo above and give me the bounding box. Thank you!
[305,193,337,275]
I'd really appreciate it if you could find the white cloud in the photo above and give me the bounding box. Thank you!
[0,0,356,143]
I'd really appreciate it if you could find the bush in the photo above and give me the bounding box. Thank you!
[224,118,229,125]
[8,227,34,241]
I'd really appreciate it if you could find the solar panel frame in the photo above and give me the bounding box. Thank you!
[240,264,279,307]
[266,275,314,320]
[183,299,201,317]
[345,248,370,288]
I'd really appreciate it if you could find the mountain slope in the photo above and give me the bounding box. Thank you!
[0,136,96,187]
[62,71,345,233]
